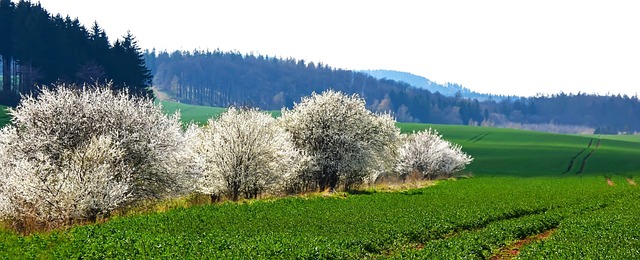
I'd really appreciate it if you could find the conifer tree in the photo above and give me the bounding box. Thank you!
[0,0,14,96]
[0,1,153,105]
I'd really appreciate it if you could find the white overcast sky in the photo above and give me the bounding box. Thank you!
[30,0,640,97]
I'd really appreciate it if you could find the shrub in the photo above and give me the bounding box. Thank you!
[396,128,473,180]
[0,83,186,226]
[193,107,305,201]
[280,90,400,191]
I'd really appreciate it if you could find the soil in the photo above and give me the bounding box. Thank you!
[490,229,557,260]
[607,178,615,186]
[626,178,636,186]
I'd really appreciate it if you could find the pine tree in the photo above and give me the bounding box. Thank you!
[0,1,155,106]
[0,0,14,96]
[110,32,153,98]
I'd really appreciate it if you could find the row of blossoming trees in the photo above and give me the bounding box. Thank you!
[0,83,472,229]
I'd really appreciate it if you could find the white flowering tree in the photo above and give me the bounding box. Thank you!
[280,90,401,191]
[193,107,304,201]
[396,128,473,180]
[0,83,187,225]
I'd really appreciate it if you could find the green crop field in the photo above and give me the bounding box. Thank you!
[2,102,640,258]
[1,176,638,258]
[398,123,640,177]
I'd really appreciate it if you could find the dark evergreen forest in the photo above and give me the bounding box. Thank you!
[145,50,486,126]
[145,50,640,134]
[0,0,152,106]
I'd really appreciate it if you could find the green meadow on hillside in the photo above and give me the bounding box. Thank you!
[159,101,281,125]
[161,101,640,178]
[0,105,9,127]
[399,123,640,177]
[159,101,227,125]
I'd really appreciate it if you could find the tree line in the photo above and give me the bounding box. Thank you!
[145,50,640,134]
[0,0,152,106]
[145,49,485,125]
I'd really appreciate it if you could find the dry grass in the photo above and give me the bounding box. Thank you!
[364,172,469,192]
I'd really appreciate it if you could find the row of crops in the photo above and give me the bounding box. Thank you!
[1,175,637,258]
[519,184,640,259]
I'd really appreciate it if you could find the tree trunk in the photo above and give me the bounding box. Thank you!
[319,166,339,192]
[328,173,339,192]
[209,194,219,204]
[2,56,10,92]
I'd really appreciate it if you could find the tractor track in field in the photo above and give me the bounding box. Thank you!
[409,199,610,259]
[576,150,596,174]
[402,208,551,255]
[562,138,600,174]
[490,228,557,260]
[467,133,489,143]
[605,177,637,186]
[562,148,586,174]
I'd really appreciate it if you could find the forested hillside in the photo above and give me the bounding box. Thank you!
[145,50,485,125]
[0,0,152,106]
[145,50,640,134]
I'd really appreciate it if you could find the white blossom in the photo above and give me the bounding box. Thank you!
[396,128,473,180]
[193,107,305,201]
[280,90,401,191]
[0,83,187,223]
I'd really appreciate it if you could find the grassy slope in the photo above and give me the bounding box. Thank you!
[399,123,640,177]
[0,105,9,127]
[159,101,227,125]
[159,101,280,125]
[162,101,640,177]
[0,101,228,128]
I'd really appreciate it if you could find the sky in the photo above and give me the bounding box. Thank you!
[30,0,640,97]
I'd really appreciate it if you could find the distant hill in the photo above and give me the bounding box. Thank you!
[362,70,507,101]
[144,50,640,134]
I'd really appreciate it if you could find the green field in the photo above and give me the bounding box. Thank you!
[0,105,9,127]
[159,101,280,125]
[1,176,638,258]
[2,103,640,258]
[159,101,227,125]
[160,102,640,178]
[399,123,640,177]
